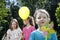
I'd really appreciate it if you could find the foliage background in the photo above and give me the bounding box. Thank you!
[0,0,60,40]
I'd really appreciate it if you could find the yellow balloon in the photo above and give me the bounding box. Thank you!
[18,6,30,20]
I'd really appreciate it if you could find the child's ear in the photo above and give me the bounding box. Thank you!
[48,18,50,22]
[36,20,38,24]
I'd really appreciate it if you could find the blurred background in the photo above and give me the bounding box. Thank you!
[0,0,60,40]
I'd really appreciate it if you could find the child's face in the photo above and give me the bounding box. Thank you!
[11,22,17,29]
[23,19,29,25]
[36,12,48,26]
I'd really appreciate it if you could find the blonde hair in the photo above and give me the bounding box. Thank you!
[34,9,50,22]
[9,19,19,30]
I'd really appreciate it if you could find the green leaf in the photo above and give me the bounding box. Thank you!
[58,24,60,26]
[55,3,60,25]
[45,22,49,28]
[2,20,8,23]
[0,26,3,31]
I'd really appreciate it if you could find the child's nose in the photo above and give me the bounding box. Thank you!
[40,18,44,20]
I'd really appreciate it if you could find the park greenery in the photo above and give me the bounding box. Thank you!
[0,0,60,40]
[55,3,60,26]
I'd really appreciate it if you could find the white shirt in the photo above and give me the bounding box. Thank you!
[7,28,22,40]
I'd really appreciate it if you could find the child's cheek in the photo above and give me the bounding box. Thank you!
[46,18,50,22]
[44,18,48,22]
[12,24,17,27]
[36,19,41,24]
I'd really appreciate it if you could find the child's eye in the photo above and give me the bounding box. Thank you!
[43,17,46,19]
[38,17,41,19]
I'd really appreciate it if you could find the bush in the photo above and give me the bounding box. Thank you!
[55,3,60,26]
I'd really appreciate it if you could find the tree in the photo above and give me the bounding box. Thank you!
[0,0,9,31]
[55,3,60,26]
[0,0,10,39]
[21,0,51,16]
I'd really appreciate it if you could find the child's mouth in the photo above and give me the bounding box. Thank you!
[41,22,44,24]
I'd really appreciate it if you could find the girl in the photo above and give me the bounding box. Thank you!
[6,19,22,40]
[22,16,35,40]
[29,9,58,40]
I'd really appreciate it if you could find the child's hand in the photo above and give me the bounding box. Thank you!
[20,32,24,40]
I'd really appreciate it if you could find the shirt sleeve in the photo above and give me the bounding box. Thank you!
[7,29,10,35]
[51,32,58,40]
[29,32,35,40]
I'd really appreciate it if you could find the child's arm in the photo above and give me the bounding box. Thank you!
[6,33,10,40]
[18,28,24,40]
[6,30,10,40]
[19,32,24,40]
